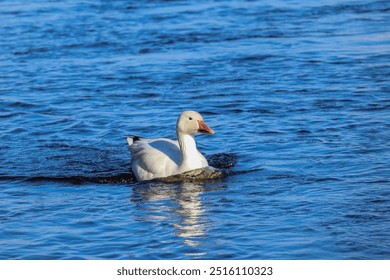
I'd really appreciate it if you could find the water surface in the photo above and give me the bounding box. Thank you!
[0,0,389,259]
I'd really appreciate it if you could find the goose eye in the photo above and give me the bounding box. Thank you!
[189,117,193,120]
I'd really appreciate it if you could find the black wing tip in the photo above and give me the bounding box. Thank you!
[126,135,143,142]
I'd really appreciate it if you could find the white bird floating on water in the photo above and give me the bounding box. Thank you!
[127,111,216,182]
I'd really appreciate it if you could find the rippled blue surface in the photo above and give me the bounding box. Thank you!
[1,0,389,259]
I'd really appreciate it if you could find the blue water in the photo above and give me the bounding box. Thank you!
[1,0,389,259]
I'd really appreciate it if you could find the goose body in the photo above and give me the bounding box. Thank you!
[127,111,214,181]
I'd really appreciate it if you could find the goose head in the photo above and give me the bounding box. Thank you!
[176,111,214,136]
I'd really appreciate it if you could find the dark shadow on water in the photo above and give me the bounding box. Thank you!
[26,173,137,185]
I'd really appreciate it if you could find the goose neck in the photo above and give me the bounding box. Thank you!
[177,131,200,167]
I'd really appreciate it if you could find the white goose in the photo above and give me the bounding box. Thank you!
[127,111,215,181]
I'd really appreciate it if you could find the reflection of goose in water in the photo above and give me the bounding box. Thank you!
[173,183,206,247]
[132,181,226,251]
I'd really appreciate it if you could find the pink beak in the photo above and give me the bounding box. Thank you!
[197,120,215,134]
